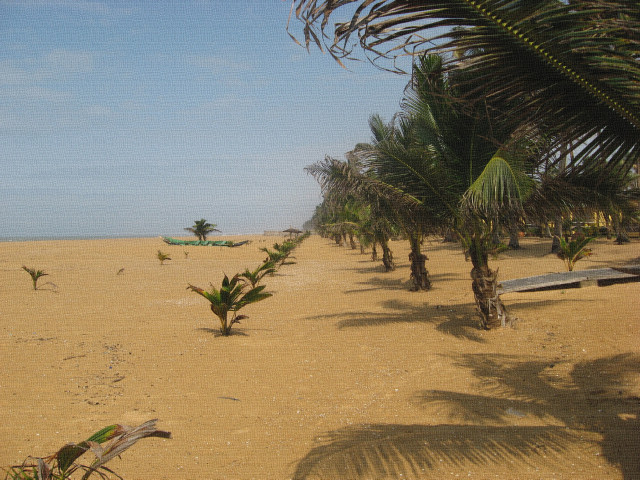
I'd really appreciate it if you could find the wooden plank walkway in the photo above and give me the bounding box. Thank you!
[498,265,640,294]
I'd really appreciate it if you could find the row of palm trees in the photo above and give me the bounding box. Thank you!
[298,3,640,328]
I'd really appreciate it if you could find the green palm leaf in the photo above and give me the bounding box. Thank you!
[291,0,640,175]
[464,152,535,217]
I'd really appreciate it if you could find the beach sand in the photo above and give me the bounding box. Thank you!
[1,234,638,479]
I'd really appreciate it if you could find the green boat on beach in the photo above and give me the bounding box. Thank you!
[161,237,249,247]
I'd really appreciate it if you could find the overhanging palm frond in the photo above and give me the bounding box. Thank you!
[290,0,640,175]
[524,162,640,222]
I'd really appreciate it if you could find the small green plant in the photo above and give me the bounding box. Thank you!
[489,242,509,259]
[22,266,48,290]
[187,274,272,336]
[240,261,277,288]
[156,250,171,265]
[260,247,288,266]
[555,234,595,271]
[3,419,170,480]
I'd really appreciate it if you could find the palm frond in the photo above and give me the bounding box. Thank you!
[305,155,424,214]
[291,0,640,175]
[463,152,533,217]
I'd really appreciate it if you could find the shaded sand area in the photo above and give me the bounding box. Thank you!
[1,235,639,479]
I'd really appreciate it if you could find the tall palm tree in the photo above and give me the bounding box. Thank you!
[356,114,437,290]
[290,0,640,179]
[310,54,535,328]
[184,218,220,241]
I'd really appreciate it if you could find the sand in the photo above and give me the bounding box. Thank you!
[0,234,638,479]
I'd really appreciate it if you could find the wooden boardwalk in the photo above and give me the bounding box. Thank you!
[498,265,640,294]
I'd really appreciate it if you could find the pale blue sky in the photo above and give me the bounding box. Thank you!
[1,1,411,238]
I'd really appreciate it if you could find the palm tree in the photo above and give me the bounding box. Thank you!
[356,114,436,290]
[187,274,271,336]
[306,155,398,271]
[184,218,220,241]
[309,54,534,328]
[290,0,640,183]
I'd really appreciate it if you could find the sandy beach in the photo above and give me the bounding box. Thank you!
[1,234,638,479]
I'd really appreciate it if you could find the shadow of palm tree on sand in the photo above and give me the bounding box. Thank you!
[292,353,640,479]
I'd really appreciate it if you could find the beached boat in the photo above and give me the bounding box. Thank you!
[161,237,249,247]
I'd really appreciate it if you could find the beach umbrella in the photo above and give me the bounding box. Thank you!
[283,228,302,238]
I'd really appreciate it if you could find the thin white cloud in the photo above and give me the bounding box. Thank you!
[4,0,131,17]
[0,50,96,85]
[0,85,72,102]
[0,60,34,85]
[44,49,95,74]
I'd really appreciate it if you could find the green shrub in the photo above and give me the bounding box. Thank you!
[188,274,272,336]
[156,250,171,265]
[555,234,595,271]
[22,266,48,290]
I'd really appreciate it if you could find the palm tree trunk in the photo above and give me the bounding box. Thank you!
[371,242,378,261]
[349,233,357,249]
[508,224,521,249]
[442,227,457,242]
[467,234,510,329]
[216,308,231,336]
[408,234,431,291]
[613,213,630,244]
[551,217,563,253]
[551,149,569,253]
[377,235,395,271]
[491,219,502,247]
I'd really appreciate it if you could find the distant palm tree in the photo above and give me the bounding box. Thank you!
[22,266,48,290]
[184,218,220,241]
[307,154,397,271]
[157,250,171,265]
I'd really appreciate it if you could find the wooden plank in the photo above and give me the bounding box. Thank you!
[498,265,640,294]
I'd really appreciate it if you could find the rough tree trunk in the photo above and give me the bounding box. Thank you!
[409,235,431,291]
[613,215,630,244]
[491,222,502,247]
[468,236,511,329]
[551,217,563,253]
[508,225,521,249]
[379,236,395,271]
[349,233,357,250]
[442,227,457,243]
[371,243,378,262]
